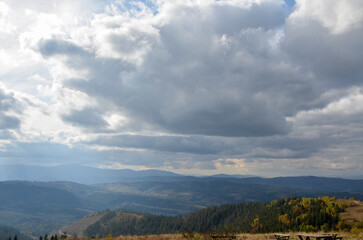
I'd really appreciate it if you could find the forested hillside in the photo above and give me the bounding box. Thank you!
[81,197,353,237]
[0,182,90,236]
[2,177,362,236]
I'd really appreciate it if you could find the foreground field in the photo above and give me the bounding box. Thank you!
[64,232,363,240]
[339,200,363,228]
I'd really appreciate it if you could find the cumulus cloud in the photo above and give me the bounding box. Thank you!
[292,0,363,34]
[36,0,294,137]
[284,0,363,88]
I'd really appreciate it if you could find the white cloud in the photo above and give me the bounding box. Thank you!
[292,0,363,34]
[292,88,363,125]
[214,158,247,172]
[0,1,16,33]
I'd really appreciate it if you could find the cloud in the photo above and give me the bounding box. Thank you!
[292,0,363,34]
[0,141,102,165]
[214,158,247,172]
[0,84,22,130]
[284,0,363,88]
[89,134,226,154]
[38,38,85,57]
[0,1,16,33]
[35,0,295,137]
[0,0,362,177]
[62,107,109,129]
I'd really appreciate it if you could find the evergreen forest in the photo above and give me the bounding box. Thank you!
[84,197,351,237]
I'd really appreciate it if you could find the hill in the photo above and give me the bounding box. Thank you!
[0,182,91,236]
[0,225,32,240]
[63,197,359,237]
[0,175,362,236]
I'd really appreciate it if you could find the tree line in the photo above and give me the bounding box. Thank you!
[38,234,68,240]
[84,197,353,237]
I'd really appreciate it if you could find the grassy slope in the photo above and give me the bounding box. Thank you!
[340,200,363,228]
[60,212,107,237]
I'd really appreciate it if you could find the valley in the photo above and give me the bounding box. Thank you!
[0,167,362,237]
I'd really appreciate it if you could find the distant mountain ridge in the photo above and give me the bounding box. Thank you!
[0,164,180,184]
[0,166,362,236]
[1,164,362,185]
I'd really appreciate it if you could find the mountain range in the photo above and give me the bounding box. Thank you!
[0,165,362,237]
[0,164,180,184]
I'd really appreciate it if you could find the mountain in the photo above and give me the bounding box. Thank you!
[63,197,358,237]
[1,165,361,193]
[0,174,362,236]
[209,174,259,178]
[0,225,32,240]
[0,164,180,184]
[244,176,363,193]
[191,176,363,195]
[0,181,91,236]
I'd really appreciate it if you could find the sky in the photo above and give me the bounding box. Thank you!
[0,0,362,178]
